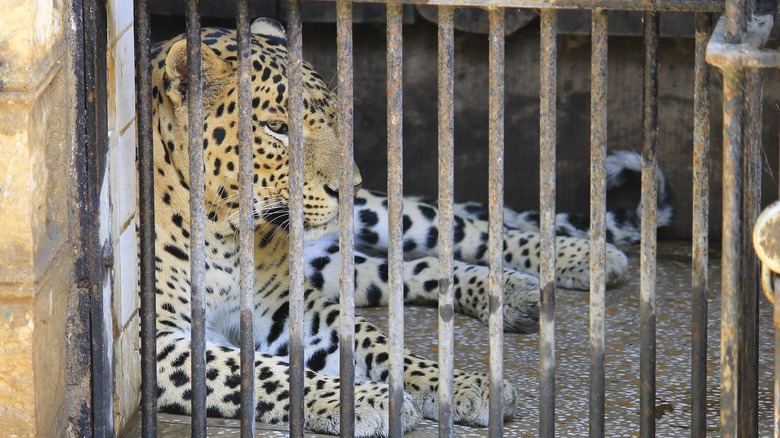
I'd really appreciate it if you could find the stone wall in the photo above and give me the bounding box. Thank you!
[0,0,75,435]
[0,0,141,435]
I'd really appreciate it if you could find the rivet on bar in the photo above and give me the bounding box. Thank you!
[639,11,659,438]
[336,1,357,435]
[235,0,256,436]
[437,4,455,437]
[133,0,158,435]
[538,9,557,438]
[184,0,208,435]
[589,9,608,438]
[487,7,506,438]
[386,2,406,436]
[285,1,306,435]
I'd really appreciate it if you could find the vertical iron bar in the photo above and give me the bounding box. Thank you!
[336,1,357,436]
[236,1,256,436]
[185,1,207,436]
[720,67,743,438]
[724,0,747,44]
[589,10,608,438]
[639,11,659,438]
[775,274,780,436]
[538,9,557,438]
[386,3,406,437]
[487,7,505,437]
[690,13,711,438]
[738,68,762,438]
[84,0,111,433]
[134,0,158,435]
[437,5,455,438]
[286,1,306,436]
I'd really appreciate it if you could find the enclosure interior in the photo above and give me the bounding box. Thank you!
[125,4,780,436]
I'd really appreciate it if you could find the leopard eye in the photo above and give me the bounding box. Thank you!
[265,120,288,135]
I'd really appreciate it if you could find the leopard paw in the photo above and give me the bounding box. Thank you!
[451,372,518,427]
[501,271,540,333]
[306,381,423,437]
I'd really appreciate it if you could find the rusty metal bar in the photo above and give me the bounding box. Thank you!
[738,67,762,437]
[133,0,158,435]
[336,1,357,435]
[720,67,743,438]
[706,14,780,69]
[690,12,711,438]
[639,11,659,438]
[236,1,256,436]
[538,9,557,438]
[318,0,722,12]
[437,5,455,436]
[83,0,112,433]
[775,271,780,436]
[589,9,608,438]
[725,0,747,43]
[487,7,505,437]
[286,1,306,436]
[185,0,208,435]
[386,3,406,436]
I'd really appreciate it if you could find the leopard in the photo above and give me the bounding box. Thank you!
[148,17,671,436]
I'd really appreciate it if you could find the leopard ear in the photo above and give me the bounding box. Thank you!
[250,18,286,43]
[164,39,233,108]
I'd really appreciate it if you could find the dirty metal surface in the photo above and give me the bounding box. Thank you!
[121,241,775,437]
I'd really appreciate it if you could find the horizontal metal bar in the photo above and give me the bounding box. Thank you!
[706,13,780,68]
[308,0,723,12]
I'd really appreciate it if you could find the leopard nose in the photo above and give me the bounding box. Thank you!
[324,181,362,200]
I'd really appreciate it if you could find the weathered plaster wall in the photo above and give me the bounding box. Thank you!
[0,0,74,435]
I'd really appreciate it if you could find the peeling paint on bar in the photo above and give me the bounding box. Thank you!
[436,5,455,436]
[487,8,505,437]
[386,3,405,435]
[235,1,257,436]
[285,2,306,435]
[336,1,357,435]
[589,10,608,438]
[184,1,208,435]
[538,9,557,438]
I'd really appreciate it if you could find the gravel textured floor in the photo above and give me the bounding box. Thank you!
[123,241,776,437]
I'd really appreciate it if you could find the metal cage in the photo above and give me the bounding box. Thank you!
[108,0,780,436]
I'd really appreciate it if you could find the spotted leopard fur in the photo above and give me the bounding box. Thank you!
[149,16,673,435]
[149,19,529,436]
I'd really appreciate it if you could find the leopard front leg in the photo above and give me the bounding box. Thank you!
[154,330,422,437]
[403,257,539,333]
[306,247,539,333]
[353,318,518,426]
[498,231,628,290]
[353,190,627,290]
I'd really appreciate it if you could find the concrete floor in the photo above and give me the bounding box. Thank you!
[122,241,776,437]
